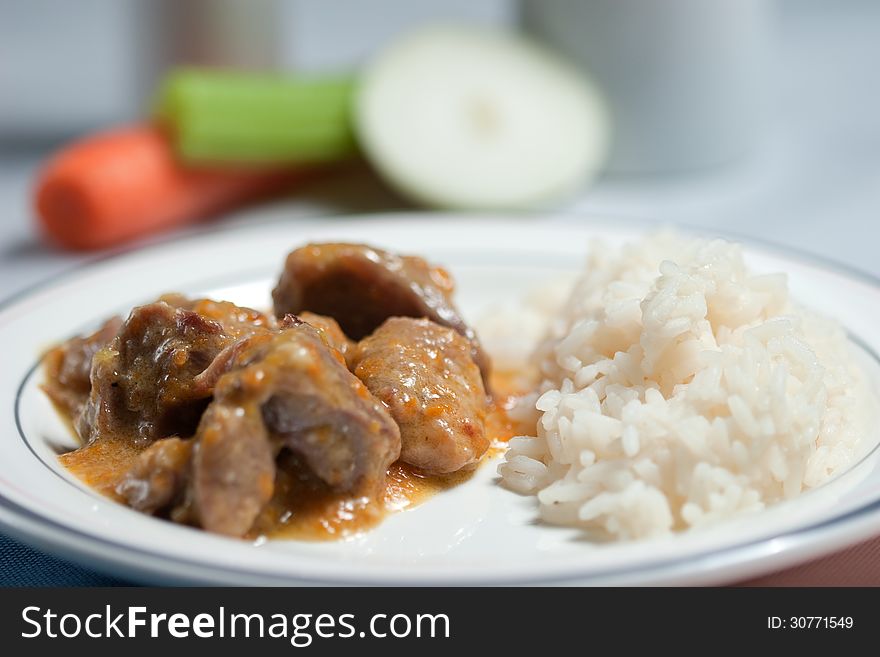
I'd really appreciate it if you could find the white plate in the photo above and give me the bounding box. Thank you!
[3,212,880,586]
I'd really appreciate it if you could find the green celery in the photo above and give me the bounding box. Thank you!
[156,69,357,165]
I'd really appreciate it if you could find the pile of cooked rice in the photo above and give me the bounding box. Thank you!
[497,232,874,540]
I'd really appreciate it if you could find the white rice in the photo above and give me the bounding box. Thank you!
[496,232,874,540]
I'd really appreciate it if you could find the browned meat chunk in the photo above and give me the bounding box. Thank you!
[78,298,274,444]
[272,243,490,384]
[351,317,489,474]
[42,316,122,418]
[237,325,399,491]
[193,403,275,536]
[116,437,192,515]
[190,323,401,536]
[159,294,278,339]
[281,312,355,364]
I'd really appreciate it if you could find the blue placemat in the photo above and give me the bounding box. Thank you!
[0,532,131,586]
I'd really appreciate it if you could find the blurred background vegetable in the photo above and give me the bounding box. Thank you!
[29,4,616,249]
[354,25,609,210]
[1,0,878,268]
[156,70,356,165]
[34,126,307,250]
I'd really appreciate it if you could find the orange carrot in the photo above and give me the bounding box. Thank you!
[34,125,306,250]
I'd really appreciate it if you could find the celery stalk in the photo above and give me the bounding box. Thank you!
[155,69,357,165]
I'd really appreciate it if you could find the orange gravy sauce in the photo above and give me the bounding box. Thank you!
[59,438,143,500]
[58,369,535,541]
[248,460,477,541]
